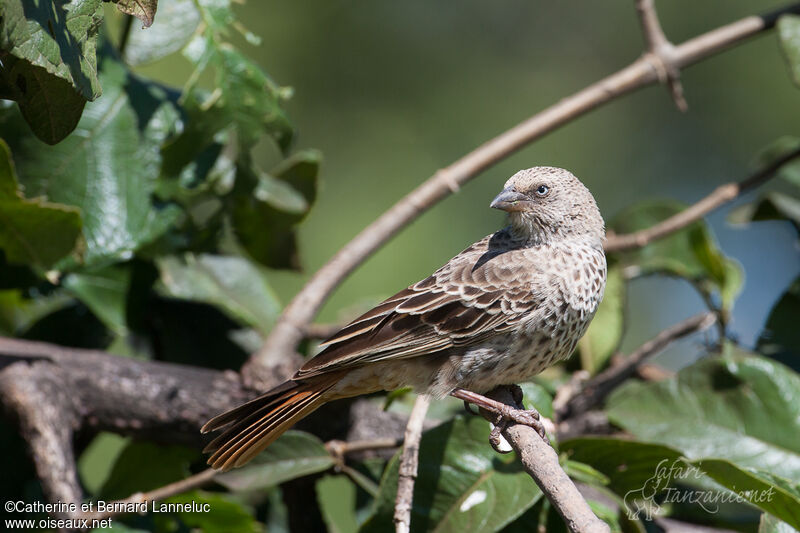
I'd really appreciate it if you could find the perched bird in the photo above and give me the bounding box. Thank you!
[203,166,607,471]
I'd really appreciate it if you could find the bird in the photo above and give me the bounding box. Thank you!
[202,166,607,471]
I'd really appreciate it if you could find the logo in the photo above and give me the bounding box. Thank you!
[623,458,775,521]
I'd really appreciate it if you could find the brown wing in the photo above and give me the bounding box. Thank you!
[295,232,544,380]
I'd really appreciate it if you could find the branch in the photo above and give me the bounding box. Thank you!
[605,146,800,251]
[304,322,344,340]
[246,2,800,383]
[635,0,687,110]
[556,312,716,420]
[82,469,217,521]
[0,337,407,515]
[326,437,402,458]
[393,395,430,533]
[485,387,610,533]
[81,436,403,521]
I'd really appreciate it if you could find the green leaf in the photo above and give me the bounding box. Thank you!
[778,15,800,87]
[579,264,625,373]
[63,264,132,335]
[729,138,800,234]
[697,459,800,529]
[0,287,72,336]
[757,276,800,362]
[316,475,359,533]
[516,382,553,419]
[0,139,82,268]
[0,0,103,100]
[606,351,800,481]
[122,0,201,66]
[158,490,260,533]
[562,459,610,487]
[561,437,684,497]
[215,430,335,491]
[761,512,800,533]
[156,253,281,334]
[563,437,800,528]
[361,416,543,533]
[611,201,742,311]
[164,32,293,166]
[0,56,86,144]
[112,0,159,28]
[78,432,129,496]
[7,55,182,266]
[98,441,198,500]
[232,151,320,269]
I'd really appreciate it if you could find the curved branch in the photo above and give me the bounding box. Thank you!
[556,312,716,421]
[247,2,800,381]
[635,0,687,110]
[605,146,800,251]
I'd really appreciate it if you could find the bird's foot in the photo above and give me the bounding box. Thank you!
[450,387,548,452]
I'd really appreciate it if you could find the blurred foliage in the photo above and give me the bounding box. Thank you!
[1,1,800,532]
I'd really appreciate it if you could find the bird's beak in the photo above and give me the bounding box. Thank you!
[490,188,530,212]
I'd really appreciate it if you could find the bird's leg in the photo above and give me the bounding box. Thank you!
[449,387,547,443]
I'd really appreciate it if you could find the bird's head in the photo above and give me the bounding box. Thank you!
[491,167,605,244]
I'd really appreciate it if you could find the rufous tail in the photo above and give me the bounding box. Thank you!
[202,377,337,471]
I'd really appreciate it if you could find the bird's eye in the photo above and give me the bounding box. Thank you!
[535,185,549,196]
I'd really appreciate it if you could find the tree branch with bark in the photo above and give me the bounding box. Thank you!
[2,2,800,532]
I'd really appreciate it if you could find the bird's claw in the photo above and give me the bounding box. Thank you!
[489,419,511,453]
[462,400,479,416]
[495,404,547,441]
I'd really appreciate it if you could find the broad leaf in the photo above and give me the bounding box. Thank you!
[561,437,684,497]
[0,139,82,268]
[611,201,742,311]
[757,276,800,364]
[122,0,201,66]
[779,15,800,87]
[215,431,334,491]
[579,264,625,373]
[317,475,359,533]
[606,351,800,481]
[729,137,800,233]
[517,382,553,419]
[156,254,281,334]
[158,490,260,533]
[0,0,102,100]
[98,441,198,500]
[697,459,800,529]
[63,265,132,335]
[112,0,159,28]
[7,55,182,266]
[563,437,800,529]
[760,512,800,533]
[0,56,86,144]
[232,150,320,269]
[361,416,543,533]
[162,30,293,169]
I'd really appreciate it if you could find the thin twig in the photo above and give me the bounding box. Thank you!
[557,312,716,420]
[304,322,344,340]
[635,0,687,110]
[81,436,403,521]
[393,395,430,533]
[81,469,217,521]
[605,146,800,251]
[485,387,610,533]
[246,3,800,383]
[325,437,403,458]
